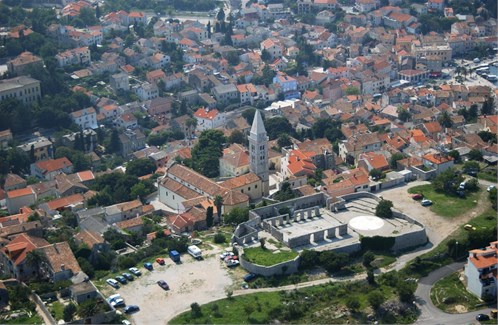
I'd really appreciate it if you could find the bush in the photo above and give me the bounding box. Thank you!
[375,200,393,218]
[368,291,385,309]
[63,303,77,322]
[362,251,375,268]
[117,255,137,269]
[190,302,202,318]
[346,298,360,311]
[213,233,226,244]
[299,250,319,270]
[367,269,375,285]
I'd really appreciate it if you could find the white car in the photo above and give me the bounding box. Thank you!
[106,278,119,289]
[107,294,125,307]
[129,267,141,276]
[219,252,234,260]
[487,185,496,192]
[226,259,240,267]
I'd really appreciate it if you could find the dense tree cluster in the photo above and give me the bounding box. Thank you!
[190,129,226,177]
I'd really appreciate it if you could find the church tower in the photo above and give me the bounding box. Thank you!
[248,110,269,196]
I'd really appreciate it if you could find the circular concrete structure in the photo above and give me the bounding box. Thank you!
[349,216,385,231]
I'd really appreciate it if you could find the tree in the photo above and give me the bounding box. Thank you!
[375,200,393,218]
[462,161,480,173]
[63,303,77,322]
[206,206,214,228]
[77,299,104,318]
[213,232,226,243]
[259,237,266,249]
[448,150,461,163]
[369,168,382,181]
[228,129,246,144]
[191,129,226,177]
[25,250,46,279]
[190,302,202,318]
[77,257,95,278]
[107,129,121,154]
[397,281,416,303]
[216,8,225,21]
[367,269,375,285]
[389,153,405,169]
[214,195,223,222]
[206,20,211,38]
[273,182,295,201]
[397,108,411,122]
[345,86,360,96]
[265,116,295,140]
[346,298,360,311]
[468,149,483,161]
[126,158,156,177]
[481,97,494,115]
[438,111,453,128]
[363,251,375,268]
[224,207,249,225]
[478,130,497,144]
[432,168,463,193]
[299,250,319,270]
[277,133,292,148]
[368,291,385,310]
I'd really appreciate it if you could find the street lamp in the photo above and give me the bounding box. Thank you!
[455,241,459,258]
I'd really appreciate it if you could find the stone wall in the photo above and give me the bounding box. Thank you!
[249,193,326,220]
[392,227,428,251]
[239,251,301,276]
[410,166,436,181]
[232,218,260,245]
[339,191,382,202]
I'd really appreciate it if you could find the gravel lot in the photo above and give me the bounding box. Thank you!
[106,249,234,325]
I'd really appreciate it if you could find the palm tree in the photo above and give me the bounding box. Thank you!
[25,250,45,279]
[214,195,223,224]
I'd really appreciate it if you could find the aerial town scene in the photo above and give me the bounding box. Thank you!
[0,0,496,323]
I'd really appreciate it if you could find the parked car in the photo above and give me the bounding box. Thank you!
[116,275,127,284]
[243,273,258,282]
[144,262,153,271]
[157,280,170,290]
[411,194,423,200]
[107,294,125,307]
[459,182,466,190]
[129,267,141,276]
[487,185,496,192]
[122,273,134,281]
[220,251,234,260]
[421,199,433,206]
[124,305,140,314]
[476,314,490,321]
[226,259,240,267]
[156,258,165,265]
[122,320,131,325]
[106,279,119,289]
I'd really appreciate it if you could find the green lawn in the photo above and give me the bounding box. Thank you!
[403,208,497,278]
[242,247,298,266]
[408,184,479,218]
[478,171,498,183]
[50,301,64,321]
[430,272,482,313]
[170,280,414,324]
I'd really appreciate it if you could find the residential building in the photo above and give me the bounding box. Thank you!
[273,72,300,100]
[0,76,41,105]
[219,143,250,177]
[193,107,225,131]
[38,242,81,282]
[281,149,317,178]
[110,72,130,92]
[0,234,49,281]
[357,152,390,171]
[398,69,429,83]
[71,107,98,130]
[7,52,43,76]
[427,0,445,11]
[6,188,36,214]
[212,84,239,105]
[30,157,73,180]
[338,133,382,164]
[17,137,53,162]
[119,129,146,157]
[220,172,263,201]
[260,38,283,60]
[237,83,259,105]
[134,82,159,101]
[295,138,335,170]
[55,47,91,68]
[105,199,143,224]
[421,153,454,175]
[3,174,27,192]
[464,241,497,299]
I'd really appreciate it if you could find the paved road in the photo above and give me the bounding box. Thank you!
[414,262,495,325]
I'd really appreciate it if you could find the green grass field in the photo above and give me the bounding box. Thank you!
[50,301,64,321]
[242,247,298,266]
[430,272,482,313]
[408,184,479,218]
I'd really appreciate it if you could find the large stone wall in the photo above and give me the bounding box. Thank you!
[239,250,301,276]
[249,193,326,220]
[392,227,428,251]
[339,191,382,202]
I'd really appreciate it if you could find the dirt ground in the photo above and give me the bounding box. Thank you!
[108,248,235,325]
[379,180,490,246]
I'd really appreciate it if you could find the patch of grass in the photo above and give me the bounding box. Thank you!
[403,208,497,278]
[430,272,482,313]
[50,301,65,321]
[242,247,298,266]
[170,281,413,324]
[478,171,498,183]
[408,184,479,218]
[4,314,42,324]
[373,254,397,269]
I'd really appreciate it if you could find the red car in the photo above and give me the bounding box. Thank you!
[412,194,424,200]
[156,258,165,265]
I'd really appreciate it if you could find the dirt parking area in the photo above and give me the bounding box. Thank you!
[106,252,234,324]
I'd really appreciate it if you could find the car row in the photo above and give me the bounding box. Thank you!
[107,268,143,288]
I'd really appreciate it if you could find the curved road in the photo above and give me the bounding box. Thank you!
[415,262,495,325]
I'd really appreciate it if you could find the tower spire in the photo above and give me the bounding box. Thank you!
[248,110,269,196]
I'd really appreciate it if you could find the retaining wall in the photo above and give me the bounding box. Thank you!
[239,250,301,276]
[31,293,56,325]
[249,193,326,220]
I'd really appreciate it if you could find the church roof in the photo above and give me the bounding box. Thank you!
[250,110,266,135]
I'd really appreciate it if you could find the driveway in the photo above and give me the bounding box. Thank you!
[106,253,233,325]
[415,262,494,325]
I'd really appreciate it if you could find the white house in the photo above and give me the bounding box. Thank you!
[464,241,497,299]
[193,107,226,131]
[71,107,98,130]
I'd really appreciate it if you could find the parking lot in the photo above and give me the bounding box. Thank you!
[103,251,235,324]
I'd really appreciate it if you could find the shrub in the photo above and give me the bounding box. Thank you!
[63,303,77,322]
[362,251,375,268]
[213,233,226,244]
[346,298,360,311]
[375,200,393,218]
[367,269,375,285]
[190,302,202,318]
[368,291,385,309]
[299,250,319,270]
